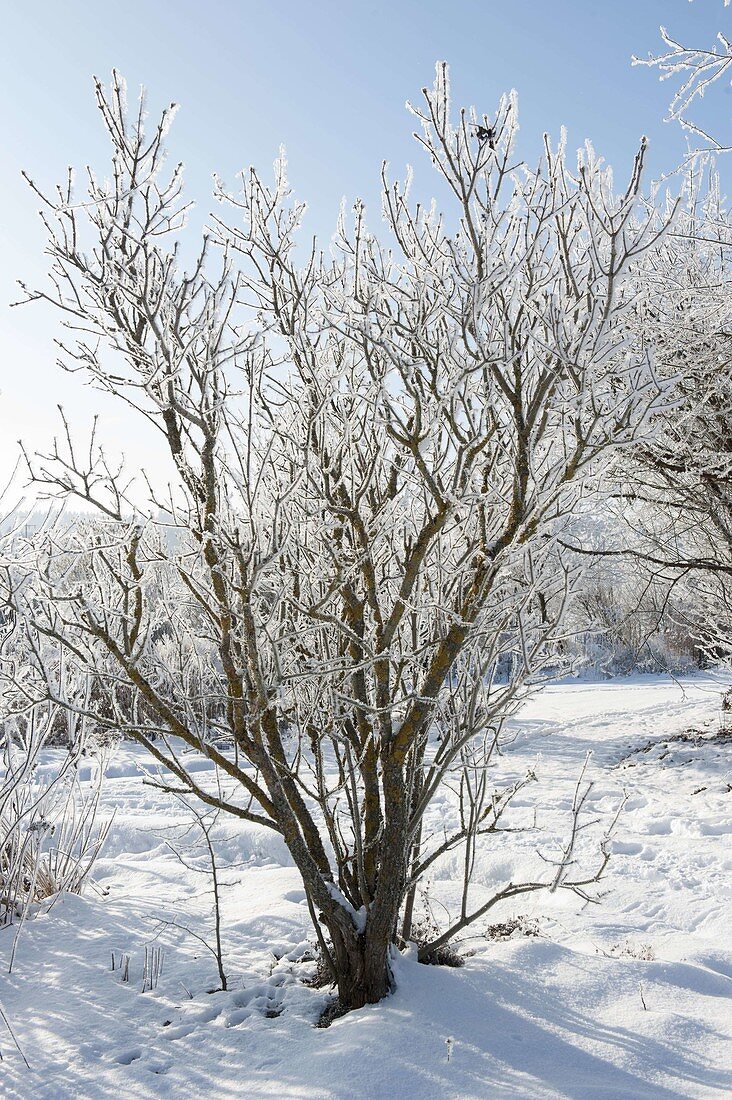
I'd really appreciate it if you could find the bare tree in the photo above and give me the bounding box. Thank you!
[10,65,668,1009]
[155,795,232,993]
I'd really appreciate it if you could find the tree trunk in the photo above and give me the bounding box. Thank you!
[329,922,394,1010]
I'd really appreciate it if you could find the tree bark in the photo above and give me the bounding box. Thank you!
[329,922,393,1010]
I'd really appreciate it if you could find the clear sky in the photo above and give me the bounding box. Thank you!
[1,0,730,503]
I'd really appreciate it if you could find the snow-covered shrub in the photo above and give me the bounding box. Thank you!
[565,565,704,676]
[410,914,465,968]
[0,594,111,932]
[484,915,540,941]
[0,705,110,929]
[610,940,655,961]
[552,505,709,677]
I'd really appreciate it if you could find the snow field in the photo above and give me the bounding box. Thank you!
[0,674,730,1099]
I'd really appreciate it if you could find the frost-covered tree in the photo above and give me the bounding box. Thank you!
[10,67,668,1009]
[625,170,732,658]
[627,19,732,662]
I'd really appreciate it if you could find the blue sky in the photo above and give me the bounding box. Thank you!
[1,0,729,496]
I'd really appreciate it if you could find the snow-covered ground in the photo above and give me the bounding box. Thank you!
[1,674,731,1099]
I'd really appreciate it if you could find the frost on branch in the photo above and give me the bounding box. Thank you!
[633,22,732,157]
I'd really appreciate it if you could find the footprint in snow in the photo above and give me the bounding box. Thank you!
[699,819,732,836]
[146,1057,173,1075]
[115,1048,143,1065]
[224,987,284,1026]
[611,840,644,855]
[164,1023,196,1041]
[224,1006,252,1027]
